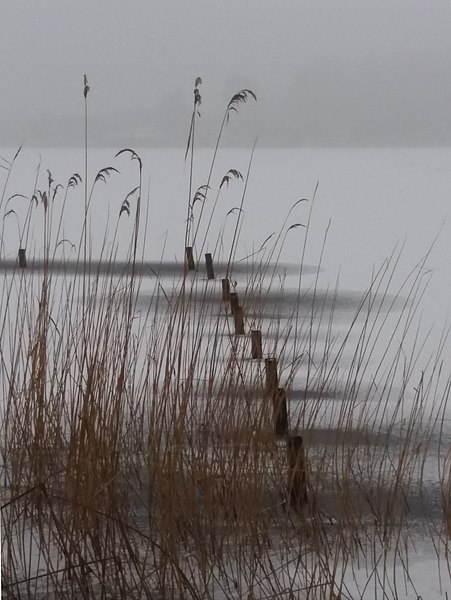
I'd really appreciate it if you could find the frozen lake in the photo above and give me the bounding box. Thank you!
[2,145,451,598]
[2,144,451,383]
[2,145,450,303]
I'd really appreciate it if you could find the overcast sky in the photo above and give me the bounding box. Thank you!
[1,0,451,147]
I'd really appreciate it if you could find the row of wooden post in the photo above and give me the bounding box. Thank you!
[265,348,308,509]
[186,245,288,437]
[187,246,308,508]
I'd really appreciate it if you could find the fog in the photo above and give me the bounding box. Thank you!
[1,0,451,147]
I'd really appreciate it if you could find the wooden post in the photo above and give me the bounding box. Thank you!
[185,246,195,270]
[205,253,215,279]
[265,358,278,398]
[18,248,27,268]
[287,436,308,510]
[229,292,239,315]
[251,330,263,359]
[221,278,230,301]
[275,388,288,436]
[234,306,245,335]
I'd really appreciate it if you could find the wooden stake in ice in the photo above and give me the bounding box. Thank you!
[18,249,27,268]
[185,246,195,271]
[205,253,215,279]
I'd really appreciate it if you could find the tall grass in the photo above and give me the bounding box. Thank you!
[1,82,451,599]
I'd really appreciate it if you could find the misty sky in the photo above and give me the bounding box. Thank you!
[1,0,451,147]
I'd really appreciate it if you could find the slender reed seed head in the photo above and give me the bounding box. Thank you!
[83,74,89,98]
[194,76,202,108]
[226,89,257,124]
[220,169,243,189]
